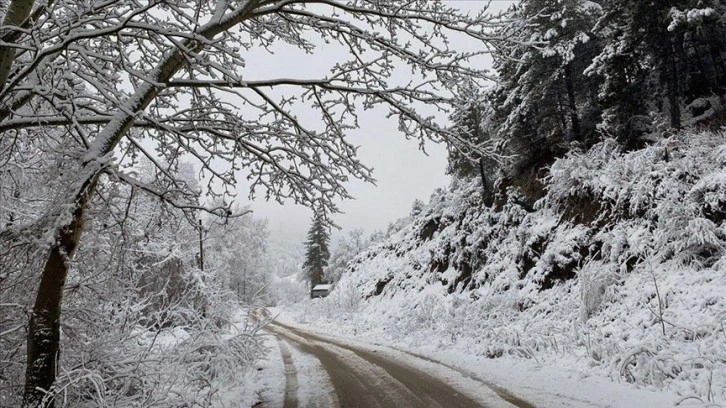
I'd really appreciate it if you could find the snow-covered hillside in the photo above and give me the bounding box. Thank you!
[296,131,726,405]
[266,237,307,304]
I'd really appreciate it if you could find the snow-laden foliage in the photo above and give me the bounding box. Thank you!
[264,237,308,305]
[206,213,271,305]
[299,130,726,405]
[449,0,726,204]
[325,228,367,284]
[0,166,270,407]
[1,0,526,402]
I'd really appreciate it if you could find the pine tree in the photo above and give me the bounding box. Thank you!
[446,84,490,180]
[302,212,330,296]
[488,0,603,175]
[588,0,726,146]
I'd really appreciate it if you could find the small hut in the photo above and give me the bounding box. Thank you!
[311,283,333,298]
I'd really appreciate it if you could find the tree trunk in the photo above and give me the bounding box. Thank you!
[242,267,247,302]
[556,91,569,137]
[668,41,681,129]
[563,63,582,141]
[198,219,204,271]
[0,0,35,91]
[707,27,726,87]
[478,157,493,207]
[661,30,681,129]
[23,176,98,407]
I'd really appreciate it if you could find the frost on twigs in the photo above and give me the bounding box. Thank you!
[1,0,518,404]
[1,156,274,406]
[0,0,511,222]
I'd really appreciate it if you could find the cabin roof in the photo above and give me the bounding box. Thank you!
[312,284,333,291]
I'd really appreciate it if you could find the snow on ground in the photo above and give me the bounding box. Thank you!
[212,367,267,408]
[278,132,726,407]
[243,332,286,408]
[210,309,282,408]
[274,308,687,407]
[241,133,726,407]
[282,339,338,407]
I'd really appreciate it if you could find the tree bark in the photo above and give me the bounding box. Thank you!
[23,176,98,407]
[656,6,681,130]
[198,219,204,271]
[478,157,493,207]
[563,63,582,141]
[667,38,681,129]
[0,0,35,91]
[556,91,569,137]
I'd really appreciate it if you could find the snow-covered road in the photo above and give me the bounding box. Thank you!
[261,320,528,408]
[241,308,687,408]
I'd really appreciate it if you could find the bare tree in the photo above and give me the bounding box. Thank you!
[0,0,507,405]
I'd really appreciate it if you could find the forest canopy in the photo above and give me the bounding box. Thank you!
[447,0,726,204]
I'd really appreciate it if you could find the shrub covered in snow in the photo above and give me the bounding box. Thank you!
[295,131,726,405]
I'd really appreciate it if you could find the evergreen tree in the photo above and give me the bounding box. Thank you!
[588,0,726,146]
[447,84,490,179]
[410,199,425,217]
[487,0,603,175]
[302,213,330,296]
[446,84,503,203]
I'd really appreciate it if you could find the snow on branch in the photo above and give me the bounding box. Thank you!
[0,0,516,222]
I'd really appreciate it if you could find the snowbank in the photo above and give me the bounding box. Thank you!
[292,131,726,406]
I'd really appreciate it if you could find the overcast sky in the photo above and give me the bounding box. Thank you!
[239,1,514,242]
[250,111,450,242]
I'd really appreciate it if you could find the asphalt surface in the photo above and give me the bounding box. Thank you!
[264,320,534,408]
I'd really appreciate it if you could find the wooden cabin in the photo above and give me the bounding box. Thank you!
[311,283,333,298]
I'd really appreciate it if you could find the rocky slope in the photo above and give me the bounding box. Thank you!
[306,131,726,404]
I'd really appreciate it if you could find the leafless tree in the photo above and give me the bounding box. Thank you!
[0,0,508,405]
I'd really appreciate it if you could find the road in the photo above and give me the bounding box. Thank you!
[261,320,536,408]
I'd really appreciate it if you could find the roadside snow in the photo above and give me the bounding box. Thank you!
[282,132,726,407]
[211,310,282,408]
[283,340,338,407]
[273,308,687,408]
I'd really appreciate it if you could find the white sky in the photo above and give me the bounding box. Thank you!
[239,1,515,242]
[252,112,450,242]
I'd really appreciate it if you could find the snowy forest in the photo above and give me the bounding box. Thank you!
[2,0,726,407]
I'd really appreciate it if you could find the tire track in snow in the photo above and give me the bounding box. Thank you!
[272,325,423,407]
[277,339,298,408]
[269,321,513,408]
[380,346,537,408]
